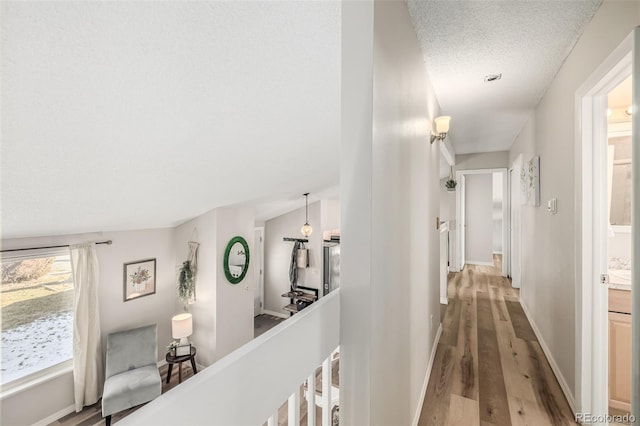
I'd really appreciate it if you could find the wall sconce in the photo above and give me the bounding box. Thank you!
[430,116,451,144]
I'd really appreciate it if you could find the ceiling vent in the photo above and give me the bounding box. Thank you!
[484,73,502,83]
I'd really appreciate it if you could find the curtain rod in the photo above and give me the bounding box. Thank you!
[0,240,113,253]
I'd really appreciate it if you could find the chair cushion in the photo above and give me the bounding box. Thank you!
[102,364,161,417]
[105,324,158,378]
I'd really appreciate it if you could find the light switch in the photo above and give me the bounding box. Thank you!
[547,198,557,214]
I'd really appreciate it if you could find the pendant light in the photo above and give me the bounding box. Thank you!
[301,193,313,237]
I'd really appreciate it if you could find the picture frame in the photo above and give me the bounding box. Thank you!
[123,258,156,302]
[175,344,191,357]
[521,155,541,206]
[528,155,541,207]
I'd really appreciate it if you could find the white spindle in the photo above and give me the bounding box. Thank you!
[268,411,278,426]
[307,373,316,426]
[288,391,300,426]
[321,357,332,426]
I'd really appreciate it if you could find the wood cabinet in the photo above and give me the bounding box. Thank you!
[609,299,631,412]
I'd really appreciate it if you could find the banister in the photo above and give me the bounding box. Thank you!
[118,289,340,426]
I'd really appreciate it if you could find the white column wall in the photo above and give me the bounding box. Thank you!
[341,0,442,423]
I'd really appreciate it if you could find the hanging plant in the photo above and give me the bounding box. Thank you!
[445,178,457,191]
[177,260,194,311]
[445,166,457,192]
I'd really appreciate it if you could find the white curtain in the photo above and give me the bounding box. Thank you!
[70,243,103,412]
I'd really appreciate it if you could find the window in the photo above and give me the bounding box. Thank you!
[1,250,74,386]
[608,136,632,226]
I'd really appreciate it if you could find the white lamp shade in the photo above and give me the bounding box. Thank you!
[172,313,193,339]
[434,116,451,134]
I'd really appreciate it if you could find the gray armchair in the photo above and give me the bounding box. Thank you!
[102,324,162,426]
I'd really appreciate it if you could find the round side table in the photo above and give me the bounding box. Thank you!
[165,346,198,384]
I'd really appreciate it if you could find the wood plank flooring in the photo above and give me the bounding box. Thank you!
[419,257,576,426]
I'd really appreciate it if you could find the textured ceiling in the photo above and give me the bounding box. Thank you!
[407,0,602,155]
[1,1,340,238]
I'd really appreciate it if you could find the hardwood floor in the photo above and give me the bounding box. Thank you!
[419,257,576,426]
[254,313,285,337]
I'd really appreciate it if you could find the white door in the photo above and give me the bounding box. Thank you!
[579,27,639,417]
[459,174,466,270]
[254,228,264,316]
[630,28,639,417]
[510,155,522,289]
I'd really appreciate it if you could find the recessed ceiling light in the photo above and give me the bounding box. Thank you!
[484,73,502,83]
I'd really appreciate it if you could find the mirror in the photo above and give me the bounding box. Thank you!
[223,236,250,284]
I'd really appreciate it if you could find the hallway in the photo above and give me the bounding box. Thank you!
[419,260,575,425]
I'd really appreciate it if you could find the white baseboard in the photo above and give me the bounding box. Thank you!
[465,260,495,267]
[262,309,289,319]
[412,324,443,426]
[32,404,75,426]
[440,296,448,305]
[519,300,576,413]
[493,251,503,255]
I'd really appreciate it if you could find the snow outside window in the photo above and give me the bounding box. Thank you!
[1,249,74,385]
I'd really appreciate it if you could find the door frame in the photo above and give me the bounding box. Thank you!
[254,226,265,316]
[509,154,523,289]
[455,168,509,276]
[575,31,634,416]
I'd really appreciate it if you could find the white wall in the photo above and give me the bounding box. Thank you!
[263,201,322,314]
[214,208,255,359]
[465,174,494,265]
[609,228,632,259]
[440,178,456,270]
[492,172,503,254]
[173,207,255,366]
[439,178,455,222]
[1,228,175,425]
[320,199,341,236]
[341,0,441,423]
[173,209,218,366]
[508,0,640,405]
[454,151,509,172]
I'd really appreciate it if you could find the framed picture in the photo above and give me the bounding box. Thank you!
[527,156,540,207]
[175,344,191,357]
[520,155,541,206]
[124,258,156,301]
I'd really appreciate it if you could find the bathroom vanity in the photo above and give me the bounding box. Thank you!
[608,288,631,412]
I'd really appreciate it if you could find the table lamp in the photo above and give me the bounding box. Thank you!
[172,313,193,346]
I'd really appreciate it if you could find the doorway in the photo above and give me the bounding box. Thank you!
[509,155,523,289]
[577,29,638,420]
[606,76,633,418]
[455,168,509,276]
[254,227,264,317]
